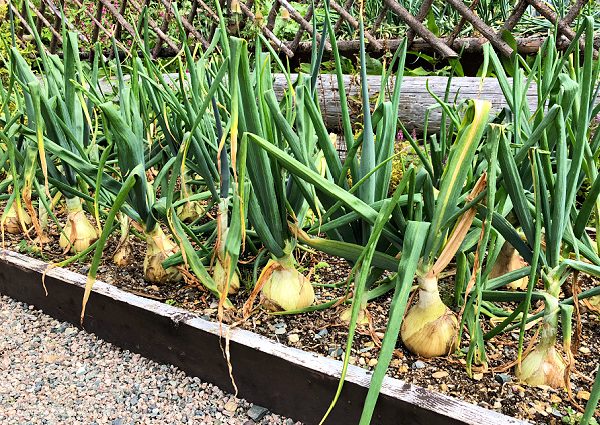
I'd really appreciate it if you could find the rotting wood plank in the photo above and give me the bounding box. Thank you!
[0,249,527,425]
[93,73,600,134]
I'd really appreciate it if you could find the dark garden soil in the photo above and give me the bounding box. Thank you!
[2,207,599,425]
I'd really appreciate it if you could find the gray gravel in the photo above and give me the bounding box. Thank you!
[0,295,302,425]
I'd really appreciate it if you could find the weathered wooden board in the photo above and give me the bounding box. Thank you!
[271,74,539,133]
[97,72,598,134]
[0,249,526,425]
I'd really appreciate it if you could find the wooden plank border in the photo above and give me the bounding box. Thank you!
[0,249,526,425]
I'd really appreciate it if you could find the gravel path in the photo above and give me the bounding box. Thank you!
[0,295,302,425]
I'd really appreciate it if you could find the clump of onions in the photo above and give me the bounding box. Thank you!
[144,226,182,284]
[2,202,32,234]
[59,197,98,253]
[401,275,458,358]
[516,296,565,388]
[490,241,528,290]
[261,253,314,312]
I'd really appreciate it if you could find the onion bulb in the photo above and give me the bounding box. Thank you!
[261,256,314,312]
[213,259,240,295]
[2,202,31,234]
[401,275,458,358]
[113,240,133,267]
[516,345,565,388]
[144,226,181,284]
[177,201,204,223]
[490,241,528,290]
[339,306,369,325]
[59,197,98,253]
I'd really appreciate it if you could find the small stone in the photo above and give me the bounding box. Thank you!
[576,390,590,401]
[472,372,483,381]
[247,405,269,421]
[412,360,426,369]
[432,371,449,379]
[76,365,87,376]
[440,383,448,392]
[493,401,502,409]
[578,346,590,354]
[358,357,366,366]
[287,334,300,343]
[224,400,238,412]
[368,358,378,367]
[315,328,328,339]
[549,394,561,404]
[495,373,512,384]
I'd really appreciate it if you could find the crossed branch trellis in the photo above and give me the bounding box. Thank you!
[6,0,598,58]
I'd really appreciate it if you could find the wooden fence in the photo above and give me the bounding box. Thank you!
[5,0,598,58]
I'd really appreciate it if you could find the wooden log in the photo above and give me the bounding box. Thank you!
[273,74,536,133]
[95,73,599,134]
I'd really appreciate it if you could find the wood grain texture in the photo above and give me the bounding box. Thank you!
[0,249,527,425]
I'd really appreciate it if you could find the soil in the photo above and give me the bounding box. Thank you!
[1,208,599,425]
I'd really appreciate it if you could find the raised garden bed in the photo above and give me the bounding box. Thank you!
[0,248,527,425]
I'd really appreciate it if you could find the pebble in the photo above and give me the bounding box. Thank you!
[0,295,302,424]
[315,328,328,339]
[432,371,449,379]
[247,405,269,421]
[495,373,512,384]
[412,360,426,369]
[576,389,590,401]
[287,334,300,343]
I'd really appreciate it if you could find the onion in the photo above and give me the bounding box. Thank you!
[401,275,458,358]
[517,345,565,388]
[490,241,528,290]
[177,201,205,223]
[143,226,181,283]
[339,306,369,325]
[113,240,133,267]
[59,197,98,253]
[2,203,31,234]
[516,298,565,388]
[213,259,240,295]
[261,256,314,312]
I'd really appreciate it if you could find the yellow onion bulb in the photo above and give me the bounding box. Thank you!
[516,345,565,388]
[59,198,98,253]
[490,241,528,290]
[2,203,31,234]
[143,226,182,284]
[339,306,369,325]
[113,240,133,267]
[213,259,240,295]
[177,201,205,223]
[401,276,458,358]
[261,259,314,312]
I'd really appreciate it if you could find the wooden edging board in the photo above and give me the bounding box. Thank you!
[0,249,526,425]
